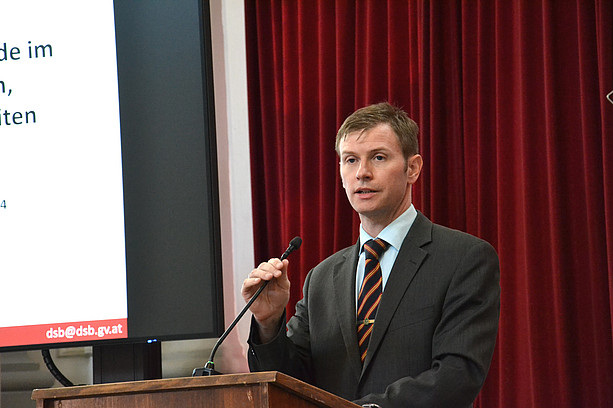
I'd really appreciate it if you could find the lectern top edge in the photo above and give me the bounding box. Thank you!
[32,371,361,408]
[32,372,281,399]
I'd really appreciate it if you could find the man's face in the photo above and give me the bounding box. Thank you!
[339,123,422,232]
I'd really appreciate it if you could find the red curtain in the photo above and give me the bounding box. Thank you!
[244,0,613,406]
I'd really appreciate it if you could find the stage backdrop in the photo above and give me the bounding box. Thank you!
[244,1,612,407]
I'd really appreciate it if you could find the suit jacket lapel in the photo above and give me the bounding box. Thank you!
[361,212,432,374]
[333,241,362,382]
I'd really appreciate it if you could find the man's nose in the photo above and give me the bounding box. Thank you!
[356,161,372,179]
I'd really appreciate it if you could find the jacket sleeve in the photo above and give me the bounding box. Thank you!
[247,274,315,384]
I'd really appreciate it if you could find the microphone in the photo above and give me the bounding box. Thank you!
[192,236,302,376]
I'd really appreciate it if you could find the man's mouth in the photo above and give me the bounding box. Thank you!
[356,188,377,194]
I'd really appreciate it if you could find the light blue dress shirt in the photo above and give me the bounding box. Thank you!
[355,204,418,307]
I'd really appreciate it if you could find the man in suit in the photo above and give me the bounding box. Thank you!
[242,103,500,407]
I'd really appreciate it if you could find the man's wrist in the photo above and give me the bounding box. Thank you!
[255,315,283,343]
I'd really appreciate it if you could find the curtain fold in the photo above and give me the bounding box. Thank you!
[244,0,613,406]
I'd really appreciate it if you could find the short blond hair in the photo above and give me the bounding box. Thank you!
[335,102,419,159]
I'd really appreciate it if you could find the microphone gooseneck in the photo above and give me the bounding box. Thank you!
[192,236,302,376]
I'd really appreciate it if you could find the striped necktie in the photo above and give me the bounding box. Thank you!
[357,238,389,363]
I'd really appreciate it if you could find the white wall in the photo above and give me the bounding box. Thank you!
[207,0,253,374]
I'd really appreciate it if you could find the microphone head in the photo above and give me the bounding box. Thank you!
[289,236,302,250]
[279,236,302,260]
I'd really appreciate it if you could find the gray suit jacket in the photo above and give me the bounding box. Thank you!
[248,212,500,408]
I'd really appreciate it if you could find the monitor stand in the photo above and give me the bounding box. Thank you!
[93,342,161,384]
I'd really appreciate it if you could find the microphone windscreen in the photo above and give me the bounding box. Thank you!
[290,236,302,250]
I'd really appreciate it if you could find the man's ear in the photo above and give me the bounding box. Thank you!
[407,154,423,184]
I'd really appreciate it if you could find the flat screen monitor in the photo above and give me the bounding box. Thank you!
[0,0,223,351]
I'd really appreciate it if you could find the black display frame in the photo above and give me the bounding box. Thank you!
[0,0,224,355]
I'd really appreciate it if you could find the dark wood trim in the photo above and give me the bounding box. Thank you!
[32,371,360,408]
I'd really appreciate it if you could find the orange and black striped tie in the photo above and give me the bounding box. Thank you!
[357,238,389,363]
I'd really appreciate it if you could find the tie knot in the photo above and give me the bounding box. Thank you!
[363,238,388,261]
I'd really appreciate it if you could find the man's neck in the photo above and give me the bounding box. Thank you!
[359,205,413,237]
[359,205,417,249]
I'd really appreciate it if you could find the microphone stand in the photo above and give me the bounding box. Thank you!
[193,237,302,376]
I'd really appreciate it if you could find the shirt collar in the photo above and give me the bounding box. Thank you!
[359,204,418,253]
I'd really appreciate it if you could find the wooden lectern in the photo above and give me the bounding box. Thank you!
[32,371,361,407]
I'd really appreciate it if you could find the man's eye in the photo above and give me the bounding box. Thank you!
[374,155,385,161]
[346,158,356,164]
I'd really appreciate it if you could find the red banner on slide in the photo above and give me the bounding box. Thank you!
[0,318,128,348]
